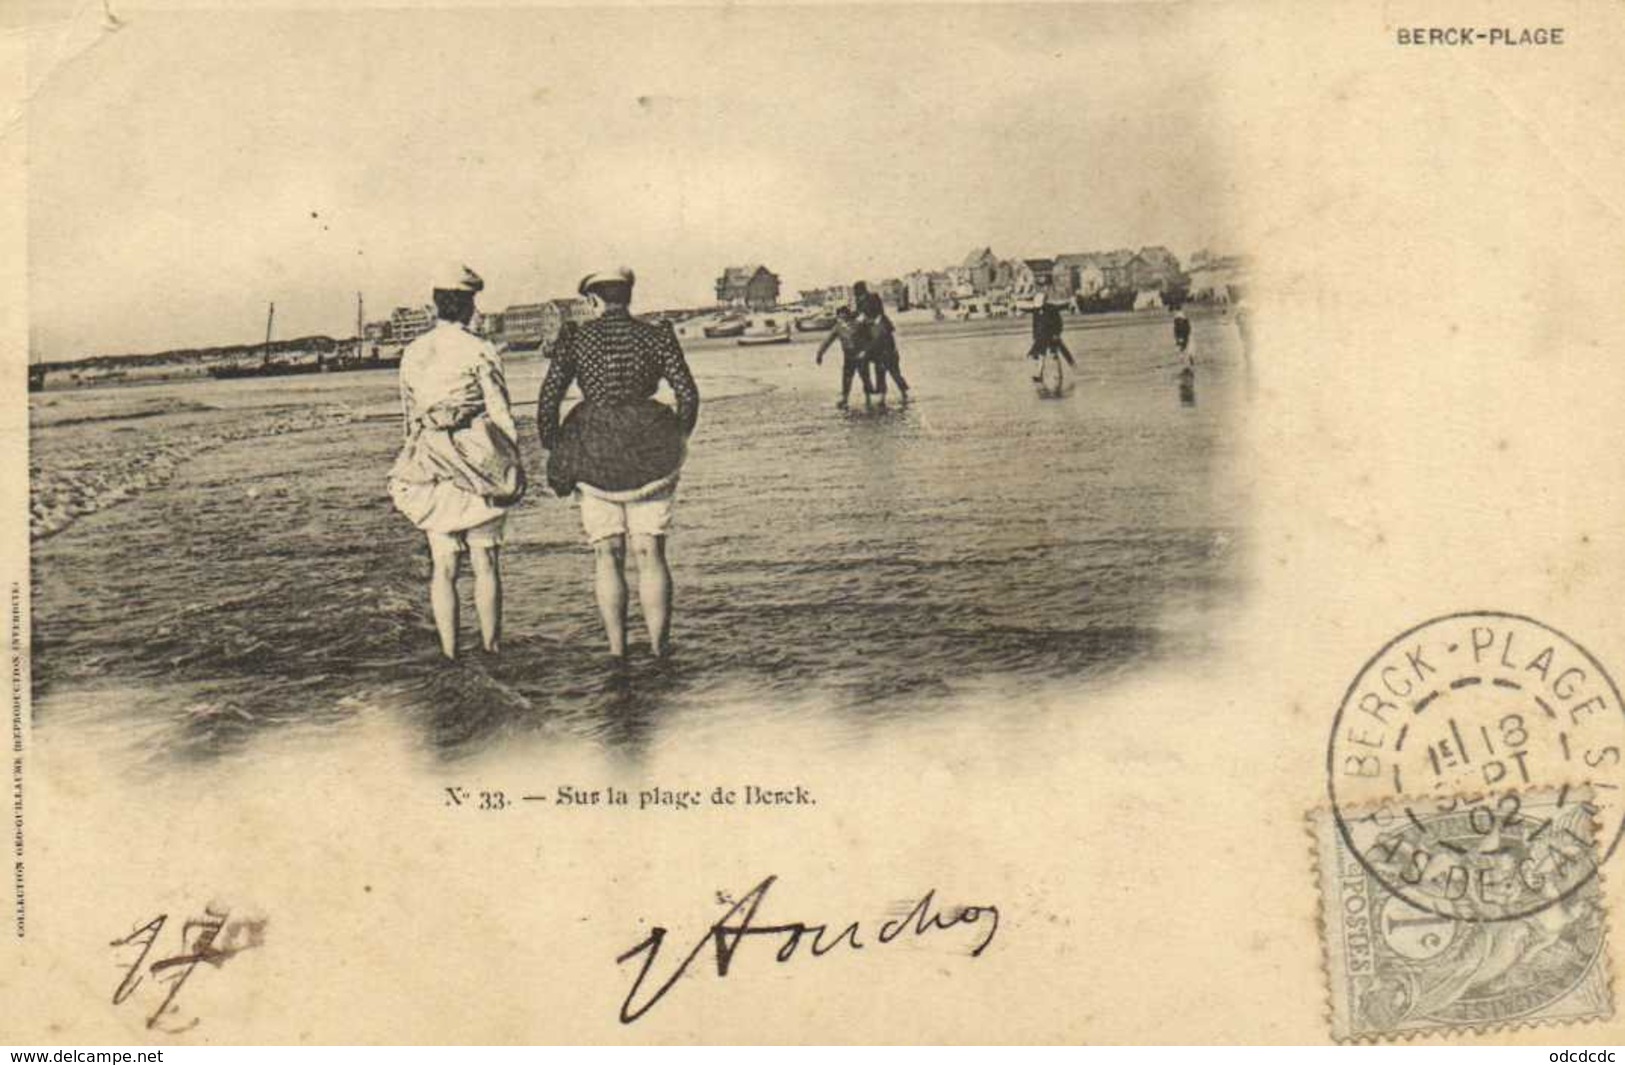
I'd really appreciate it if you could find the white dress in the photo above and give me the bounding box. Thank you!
[387,321,521,534]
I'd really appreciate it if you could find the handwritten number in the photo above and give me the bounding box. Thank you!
[110,915,166,1005]
[146,906,228,1029]
[112,905,258,1033]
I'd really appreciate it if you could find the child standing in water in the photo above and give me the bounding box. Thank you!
[814,306,875,409]
[1172,308,1193,366]
[1028,297,1076,382]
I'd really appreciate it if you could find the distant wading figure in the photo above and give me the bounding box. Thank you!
[538,268,700,660]
[1028,296,1076,383]
[1172,308,1192,364]
[388,263,524,660]
[853,282,908,406]
[1233,297,1253,362]
[814,306,874,409]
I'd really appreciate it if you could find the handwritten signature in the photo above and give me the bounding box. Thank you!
[110,906,265,1032]
[615,875,998,1023]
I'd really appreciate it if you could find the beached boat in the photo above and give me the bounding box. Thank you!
[703,314,747,339]
[327,341,403,373]
[208,300,323,378]
[330,293,403,370]
[737,315,792,347]
[209,358,326,380]
[794,312,835,332]
[326,356,401,373]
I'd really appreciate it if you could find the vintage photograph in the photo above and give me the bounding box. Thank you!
[16,0,1622,1047]
[26,5,1251,767]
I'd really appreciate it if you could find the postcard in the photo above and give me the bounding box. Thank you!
[3,0,1624,1044]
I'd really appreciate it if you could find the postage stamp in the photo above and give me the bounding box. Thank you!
[1311,793,1613,1042]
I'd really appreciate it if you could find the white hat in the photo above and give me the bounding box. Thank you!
[433,262,484,293]
[578,267,635,296]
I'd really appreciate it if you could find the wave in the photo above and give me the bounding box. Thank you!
[29,406,363,541]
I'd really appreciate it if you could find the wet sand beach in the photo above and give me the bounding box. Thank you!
[30,312,1248,768]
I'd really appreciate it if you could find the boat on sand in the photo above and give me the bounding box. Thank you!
[737,314,792,346]
[703,314,747,339]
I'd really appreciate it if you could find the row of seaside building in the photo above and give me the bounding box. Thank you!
[720,246,1248,313]
[364,297,598,353]
[364,246,1247,352]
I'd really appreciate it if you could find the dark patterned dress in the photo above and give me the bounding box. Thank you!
[536,308,700,498]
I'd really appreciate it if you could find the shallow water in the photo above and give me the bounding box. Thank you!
[31,313,1248,766]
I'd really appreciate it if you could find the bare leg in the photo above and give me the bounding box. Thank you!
[888,354,909,394]
[469,544,502,653]
[593,535,629,658]
[631,533,673,656]
[428,540,461,660]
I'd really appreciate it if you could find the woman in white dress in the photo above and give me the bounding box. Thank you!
[388,264,524,659]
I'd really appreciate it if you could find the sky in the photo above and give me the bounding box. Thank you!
[26,4,1244,359]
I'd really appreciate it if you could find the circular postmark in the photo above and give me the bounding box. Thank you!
[1328,611,1625,922]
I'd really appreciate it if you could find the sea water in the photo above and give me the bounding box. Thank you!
[30,314,1247,767]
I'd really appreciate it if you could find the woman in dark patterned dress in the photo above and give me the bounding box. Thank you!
[536,268,700,660]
